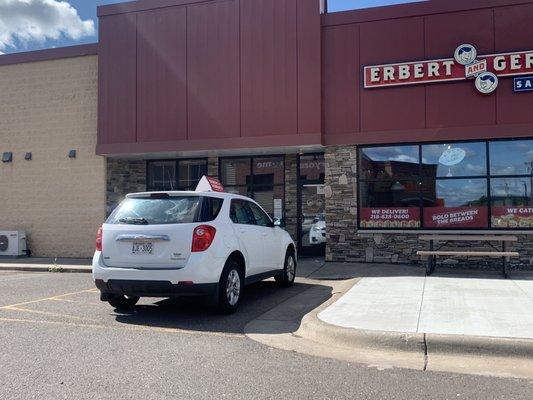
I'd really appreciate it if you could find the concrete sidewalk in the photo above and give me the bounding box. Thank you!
[246,262,533,379]
[0,257,92,273]
[319,271,533,339]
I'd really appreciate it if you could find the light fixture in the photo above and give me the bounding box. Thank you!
[391,181,406,191]
[24,152,32,161]
[68,150,77,158]
[2,152,12,163]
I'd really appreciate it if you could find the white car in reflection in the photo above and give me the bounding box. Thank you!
[309,214,326,245]
[93,189,296,314]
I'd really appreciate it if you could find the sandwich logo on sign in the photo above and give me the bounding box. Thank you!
[364,43,533,95]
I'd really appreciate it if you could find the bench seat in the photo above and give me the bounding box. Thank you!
[417,251,519,258]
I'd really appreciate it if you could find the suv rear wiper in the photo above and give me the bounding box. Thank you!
[119,217,149,225]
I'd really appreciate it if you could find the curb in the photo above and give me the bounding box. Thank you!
[246,278,533,379]
[0,264,92,273]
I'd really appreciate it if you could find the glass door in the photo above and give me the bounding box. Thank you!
[298,154,326,257]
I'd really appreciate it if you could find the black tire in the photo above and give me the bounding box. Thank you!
[275,249,296,287]
[217,260,244,314]
[107,295,139,310]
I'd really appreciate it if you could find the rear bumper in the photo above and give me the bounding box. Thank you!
[95,279,217,298]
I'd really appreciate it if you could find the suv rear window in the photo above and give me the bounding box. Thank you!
[107,196,223,225]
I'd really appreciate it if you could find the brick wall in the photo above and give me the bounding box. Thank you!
[324,145,533,269]
[0,55,104,258]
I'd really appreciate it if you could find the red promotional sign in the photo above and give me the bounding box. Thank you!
[364,50,533,89]
[492,206,533,228]
[423,206,488,228]
[360,208,420,228]
[195,176,225,192]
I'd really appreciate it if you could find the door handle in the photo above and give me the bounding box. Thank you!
[238,228,246,234]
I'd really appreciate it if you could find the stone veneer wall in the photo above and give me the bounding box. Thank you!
[284,154,298,243]
[106,159,146,215]
[324,145,533,269]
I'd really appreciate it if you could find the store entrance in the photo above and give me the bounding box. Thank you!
[297,154,326,257]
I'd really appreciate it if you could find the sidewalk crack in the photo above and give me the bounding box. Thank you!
[416,275,427,333]
[423,333,429,371]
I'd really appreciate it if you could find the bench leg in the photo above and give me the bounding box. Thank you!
[426,240,435,276]
[502,242,508,279]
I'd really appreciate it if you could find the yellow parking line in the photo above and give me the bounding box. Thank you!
[1,306,101,322]
[0,288,97,309]
[0,317,245,338]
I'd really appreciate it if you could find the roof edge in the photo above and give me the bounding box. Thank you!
[321,0,533,27]
[0,43,98,67]
[98,0,213,17]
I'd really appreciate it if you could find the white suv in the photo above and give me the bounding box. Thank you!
[92,190,296,313]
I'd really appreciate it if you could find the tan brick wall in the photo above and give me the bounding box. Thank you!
[0,55,104,258]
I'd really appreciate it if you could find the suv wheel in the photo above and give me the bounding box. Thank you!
[108,295,139,310]
[275,249,296,287]
[218,260,244,314]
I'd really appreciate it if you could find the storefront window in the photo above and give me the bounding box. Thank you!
[491,178,533,228]
[147,161,176,191]
[422,142,486,178]
[299,154,325,181]
[147,159,207,191]
[490,140,533,176]
[423,179,488,228]
[220,156,285,219]
[359,180,421,228]
[178,160,208,190]
[359,145,419,180]
[358,138,532,230]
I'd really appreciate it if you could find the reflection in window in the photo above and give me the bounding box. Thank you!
[359,180,420,228]
[360,145,419,180]
[423,179,488,228]
[178,160,207,190]
[299,154,325,181]
[148,161,176,191]
[490,139,533,176]
[220,156,285,219]
[220,158,251,186]
[491,178,533,228]
[422,142,486,178]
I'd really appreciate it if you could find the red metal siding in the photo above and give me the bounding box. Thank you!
[98,14,137,145]
[137,7,187,143]
[322,0,533,146]
[240,0,298,137]
[187,0,240,140]
[97,0,321,155]
[322,25,359,136]
[425,10,496,128]
[297,0,322,135]
[359,17,426,133]
[495,3,533,125]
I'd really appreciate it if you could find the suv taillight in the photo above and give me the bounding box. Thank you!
[192,225,216,252]
[96,226,103,251]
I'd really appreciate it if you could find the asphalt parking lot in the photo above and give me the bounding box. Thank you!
[1,270,532,400]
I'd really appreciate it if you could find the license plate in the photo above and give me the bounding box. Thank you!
[132,242,153,255]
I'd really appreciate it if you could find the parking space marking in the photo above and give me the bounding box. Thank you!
[0,317,246,338]
[1,306,102,322]
[0,288,98,309]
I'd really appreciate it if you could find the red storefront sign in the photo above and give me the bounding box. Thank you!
[364,49,533,89]
[492,206,533,228]
[360,208,420,228]
[423,206,488,228]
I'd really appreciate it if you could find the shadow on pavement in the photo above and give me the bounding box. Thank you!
[114,279,333,335]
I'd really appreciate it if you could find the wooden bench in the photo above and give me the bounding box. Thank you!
[417,235,519,278]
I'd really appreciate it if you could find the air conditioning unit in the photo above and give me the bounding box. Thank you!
[0,231,28,257]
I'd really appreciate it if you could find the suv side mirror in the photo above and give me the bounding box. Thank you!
[273,218,283,227]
